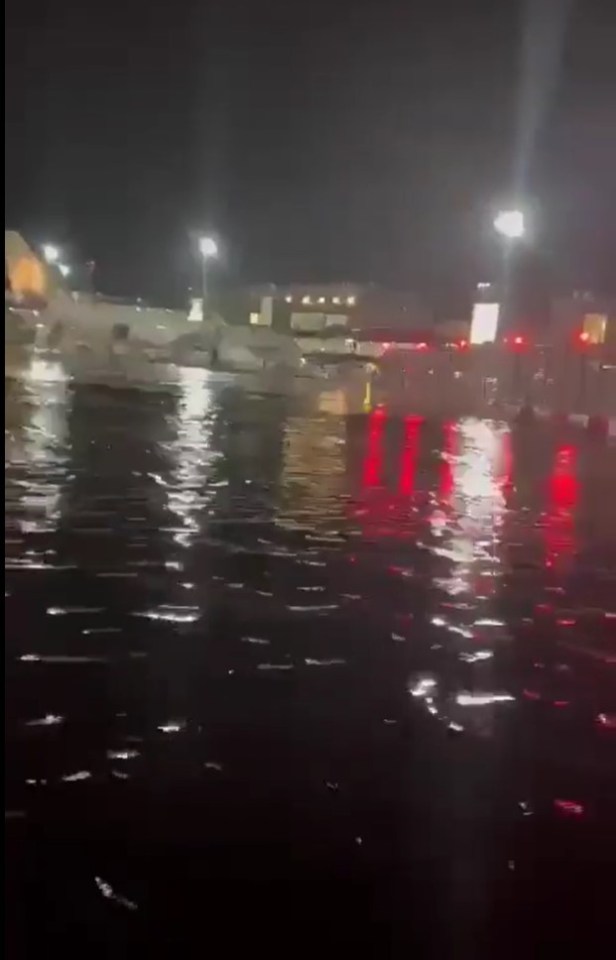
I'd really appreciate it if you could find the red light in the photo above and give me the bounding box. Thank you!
[553,799,584,817]
[416,341,428,351]
[458,338,468,350]
[596,713,616,730]
[577,330,590,347]
[508,334,531,353]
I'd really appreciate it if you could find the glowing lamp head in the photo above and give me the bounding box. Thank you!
[58,263,71,278]
[198,236,218,259]
[42,244,60,264]
[577,330,591,346]
[494,210,525,239]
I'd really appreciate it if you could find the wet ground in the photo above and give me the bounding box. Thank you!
[5,364,616,958]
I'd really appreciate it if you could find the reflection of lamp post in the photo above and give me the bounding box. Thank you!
[198,236,218,319]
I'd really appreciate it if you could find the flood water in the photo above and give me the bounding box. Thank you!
[5,363,616,958]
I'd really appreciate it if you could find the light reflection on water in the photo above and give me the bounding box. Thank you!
[5,371,616,955]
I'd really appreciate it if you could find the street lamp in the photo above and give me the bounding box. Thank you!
[198,236,218,260]
[42,244,60,264]
[198,236,218,319]
[58,263,71,278]
[492,209,528,402]
[493,209,525,240]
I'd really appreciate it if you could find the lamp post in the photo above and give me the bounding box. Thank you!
[198,236,218,320]
[493,209,527,402]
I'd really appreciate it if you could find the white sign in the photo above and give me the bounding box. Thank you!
[470,302,500,344]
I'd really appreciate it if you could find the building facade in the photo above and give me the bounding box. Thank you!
[213,283,432,336]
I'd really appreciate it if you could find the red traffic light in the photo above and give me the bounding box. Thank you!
[504,334,530,352]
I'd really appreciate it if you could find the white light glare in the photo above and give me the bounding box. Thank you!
[456,692,514,706]
[470,302,500,345]
[409,677,437,698]
[493,210,525,239]
[58,263,71,278]
[42,244,60,264]
[198,236,218,259]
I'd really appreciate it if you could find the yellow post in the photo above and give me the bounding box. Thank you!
[363,365,374,412]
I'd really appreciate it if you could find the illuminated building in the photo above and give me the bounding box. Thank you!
[551,293,614,346]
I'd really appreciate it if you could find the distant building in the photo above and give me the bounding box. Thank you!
[5,230,61,308]
[550,292,615,346]
[213,283,432,335]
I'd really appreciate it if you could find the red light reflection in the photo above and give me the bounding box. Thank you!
[544,444,578,572]
[354,411,423,539]
[362,407,386,489]
[399,416,421,495]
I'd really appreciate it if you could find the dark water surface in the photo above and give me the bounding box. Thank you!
[5,366,616,958]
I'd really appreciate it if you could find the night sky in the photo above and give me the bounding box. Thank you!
[5,0,616,307]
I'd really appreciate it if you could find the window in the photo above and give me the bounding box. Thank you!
[583,313,607,344]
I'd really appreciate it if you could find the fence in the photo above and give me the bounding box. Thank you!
[367,344,616,419]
